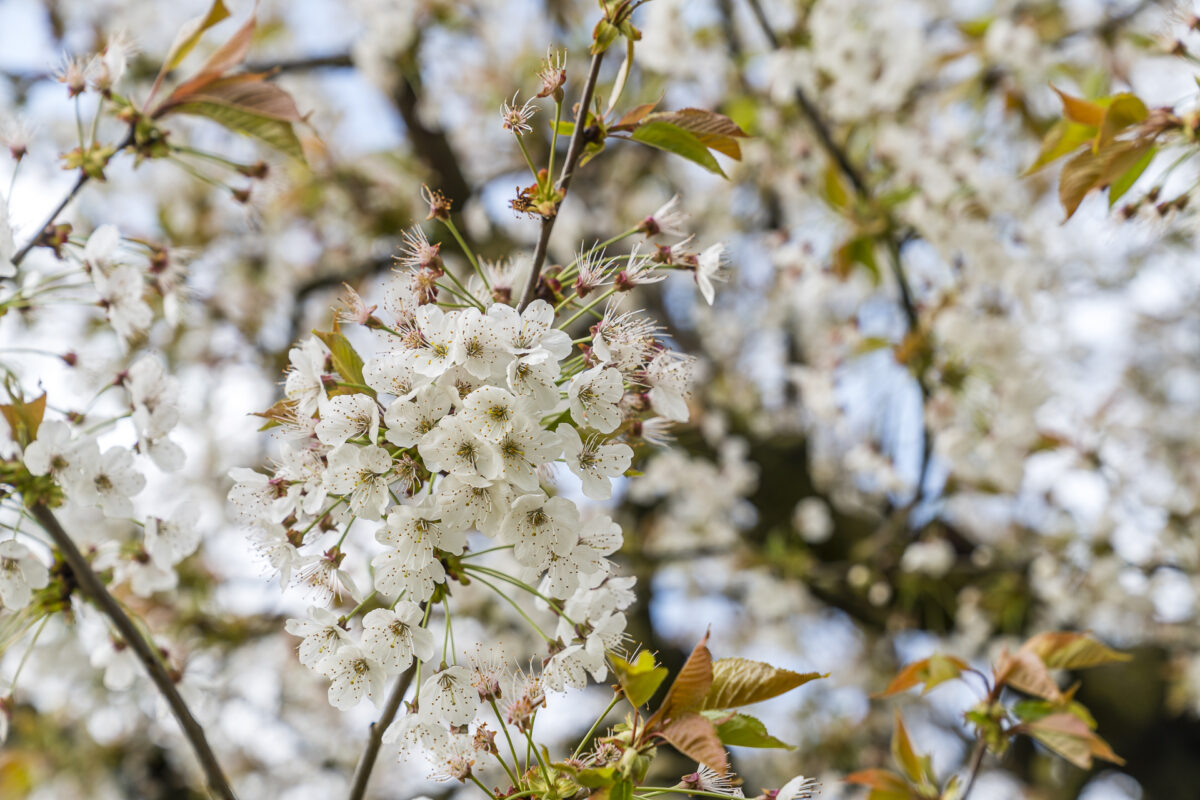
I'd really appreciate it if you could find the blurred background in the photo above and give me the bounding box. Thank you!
[2,0,1200,798]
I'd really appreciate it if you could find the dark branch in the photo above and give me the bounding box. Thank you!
[345,663,416,800]
[516,50,605,312]
[31,504,237,800]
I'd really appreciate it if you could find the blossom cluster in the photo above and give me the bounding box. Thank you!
[230,257,700,770]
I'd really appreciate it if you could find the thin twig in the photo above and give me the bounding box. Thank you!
[960,737,988,799]
[516,50,605,312]
[11,126,137,269]
[30,504,237,800]
[346,664,417,800]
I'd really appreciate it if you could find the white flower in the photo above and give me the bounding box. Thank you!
[452,307,507,379]
[372,501,461,600]
[324,444,392,521]
[22,421,98,482]
[125,355,180,440]
[695,242,726,305]
[407,305,459,378]
[361,602,435,673]
[91,638,139,691]
[500,92,536,134]
[284,606,351,670]
[284,337,329,419]
[418,415,501,488]
[83,224,120,272]
[489,300,572,362]
[364,352,422,399]
[384,384,454,448]
[460,385,525,442]
[382,709,450,752]
[495,420,561,492]
[568,366,625,433]
[74,446,145,518]
[501,493,579,572]
[316,393,381,447]
[291,550,362,607]
[644,350,695,422]
[577,514,623,568]
[247,522,300,588]
[542,643,605,691]
[94,265,152,343]
[419,664,478,726]
[0,541,49,610]
[558,425,633,500]
[228,468,289,524]
[317,645,388,709]
[642,194,689,238]
[776,775,821,800]
[144,503,201,569]
[506,353,561,412]
[436,475,509,536]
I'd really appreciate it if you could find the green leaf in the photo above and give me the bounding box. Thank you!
[701,710,793,749]
[1026,119,1096,174]
[1095,93,1148,150]
[631,121,726,177]
[891,712,934,786]
[592,19,621,54]
[1020,713,1124,769]
[172,98,304,162]
[575,766,617,789]
[610,650,668,707]
[1109,145,1155,207]
[880,654,969,697]
[312,329,368,390]
[642,108,749,160]
[701,657,826,710]
[162,0,232,74]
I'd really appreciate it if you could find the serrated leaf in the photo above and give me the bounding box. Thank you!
[1020,713,1124,769]
[643,109,749,160]
[610,650,668,707]
[701,710,793,749]
[312,329,367,389]
[1020,632,1132,670]
[646,631,712,730]
[631,121,726,177]
[655,713,728,774]
[701,657,826,711]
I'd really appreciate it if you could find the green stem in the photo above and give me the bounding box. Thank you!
[573,693,621,758]
[489,698,523,788]
[468,772,497,799]
[462,564,574,624]
[548,98,563,181]
[557,287,618,330]
[8,614,50,691]
[515,134,540,182]
[442,216,489,291]
[341,590,377,622]
[559,227,639,282]
[467,573,552,641]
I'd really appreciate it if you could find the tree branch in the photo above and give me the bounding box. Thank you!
[516,50,605,312]
[960,737,988,798]
[346,663,417,800]
[11,126,136,269]
[30,504,237,800]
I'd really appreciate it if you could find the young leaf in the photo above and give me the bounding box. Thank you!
[252,397,300,431]
[700,710,794,749]
[891,713,934,787]
[646,631,713,730]
[163,10,258,105]
[149,0,232,102]
[1095,94,1148,150]
[1051,86,1106,127]
[1019,713,1124,769]
[995,649,1062,702]
[1025,119,1096,174]
[655,712,729,774]
[880,654,969,697]
[1108,145,1155,207]
[642,109,749,160]
[700,657,826,710]
[592,19,621,54]
[312,329,367,389]
[0,392,47,447]
[631,122,726,177]
[1020,632,1132,670]
[610,650,668,707]
[844,768,912,799]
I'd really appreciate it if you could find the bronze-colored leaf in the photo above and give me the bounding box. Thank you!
[644,108,749,160]
[1051,86,1106,127]
[655,712,728,774]
[646,630,713,731]
[701,657,826,710]
[996,649,1062,702]
[1019,712,1124,769]
[1020,632,1132,670]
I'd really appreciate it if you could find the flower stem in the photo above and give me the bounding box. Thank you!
[572,692,621,759]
